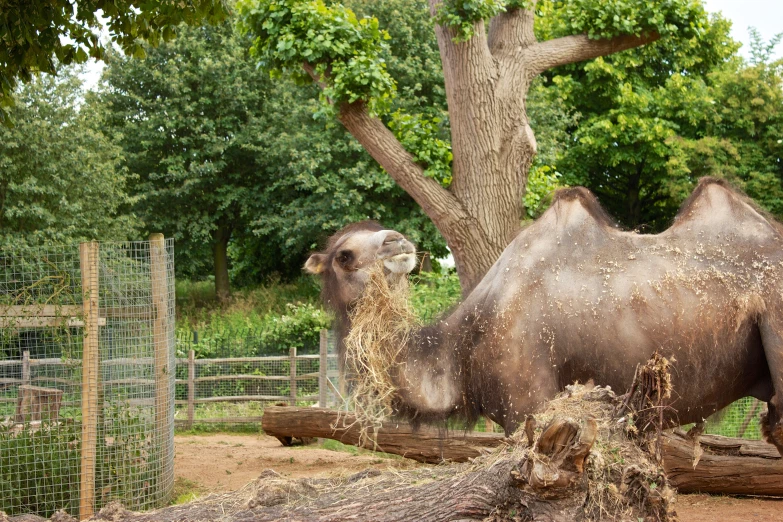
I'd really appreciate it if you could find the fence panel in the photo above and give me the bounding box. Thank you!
[172,329,341,426]
[0,238,175,520]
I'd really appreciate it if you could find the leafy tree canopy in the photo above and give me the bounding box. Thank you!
[549,20,783,230]
[0,0,228,124]
[99,16,449,295]
[100,20,270,297]
[0,68,136,248]
[546,13,730,228]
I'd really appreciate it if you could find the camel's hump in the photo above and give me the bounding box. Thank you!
[531,186,620,241]
[669,177,783,240]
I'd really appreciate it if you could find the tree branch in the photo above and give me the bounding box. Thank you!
[300,63,469,236]
[337,102,467,230]
[527,32,660,76]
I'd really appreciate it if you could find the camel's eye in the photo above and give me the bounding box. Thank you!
[383,233,404,245]
[335,250,354,269]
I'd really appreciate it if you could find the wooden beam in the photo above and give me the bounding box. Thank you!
[150,233,174,495]
[79,240,100,520]
[0,316,106,328]
[0,304,81,316]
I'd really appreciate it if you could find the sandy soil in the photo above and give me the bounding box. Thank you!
[174,433,419,494]
[174,433,783,521]
[676,493,783,522]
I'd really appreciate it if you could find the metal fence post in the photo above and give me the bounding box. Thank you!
[187,350,195,429]
[319,330,327,407]
[289,347,297,406]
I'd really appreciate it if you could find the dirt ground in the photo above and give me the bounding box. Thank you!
[173,433,419,495]
[174,433,783,521]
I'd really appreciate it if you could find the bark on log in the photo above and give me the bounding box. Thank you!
[261,406,505,463]
[662,429,783,496]
[262,407,783,497]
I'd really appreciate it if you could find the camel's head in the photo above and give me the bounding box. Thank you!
[304,221,417,314]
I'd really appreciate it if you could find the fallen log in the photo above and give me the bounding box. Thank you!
[260,405,505,463]
[662,429,783,496]
[262,406,783,496]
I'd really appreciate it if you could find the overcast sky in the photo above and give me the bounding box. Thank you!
[80,2,782,91]
[702,0,783,60]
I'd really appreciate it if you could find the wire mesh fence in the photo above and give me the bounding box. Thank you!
[0,237,175,520]
[704,397,764,439]
[173,330,341,427]
[171,326,766,439]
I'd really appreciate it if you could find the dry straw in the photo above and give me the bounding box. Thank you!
[341,261,418,445]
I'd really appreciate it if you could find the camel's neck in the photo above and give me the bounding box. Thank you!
[394,323,463,418]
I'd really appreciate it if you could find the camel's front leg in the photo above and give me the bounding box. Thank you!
[760,316,783,456]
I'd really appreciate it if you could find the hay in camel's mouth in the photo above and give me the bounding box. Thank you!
[341,261,418,445]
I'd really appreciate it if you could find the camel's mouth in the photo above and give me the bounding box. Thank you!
[382,253,417,275]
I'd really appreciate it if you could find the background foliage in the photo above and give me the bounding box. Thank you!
[0,68,136,248]
[0,0,228,125]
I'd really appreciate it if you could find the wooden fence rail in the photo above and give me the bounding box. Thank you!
[1,330,341,426]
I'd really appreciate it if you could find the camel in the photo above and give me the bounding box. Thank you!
[304,177,783,455]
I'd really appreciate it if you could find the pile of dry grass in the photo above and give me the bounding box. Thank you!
[341,262,419,445]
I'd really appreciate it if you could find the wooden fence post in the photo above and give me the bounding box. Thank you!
[79,240,100,520]
[187,350,195,429]
[150,233,173,498]
[319,330,327,408]
[289,347,297,406]
[21,350,30,386]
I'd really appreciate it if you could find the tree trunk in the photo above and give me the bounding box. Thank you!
[37,386,679,522]
[212,226,231,304]
[74,413,632,522]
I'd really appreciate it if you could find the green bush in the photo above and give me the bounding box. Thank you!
[409,270,461,322]
[177,302,331,358]
[176,277,321,329]
[0,402,162,518]
[0,422,81,516]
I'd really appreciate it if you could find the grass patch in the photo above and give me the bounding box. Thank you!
[176,423,262,435]
[317,438,404,460]
[320,438,359,455]
[170,477,206,505]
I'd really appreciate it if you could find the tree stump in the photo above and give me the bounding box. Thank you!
[13,385,63,423]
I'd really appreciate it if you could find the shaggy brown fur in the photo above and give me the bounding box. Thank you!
[306,178,783,455]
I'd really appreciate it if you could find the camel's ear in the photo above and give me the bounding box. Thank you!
[305,253,327,274]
